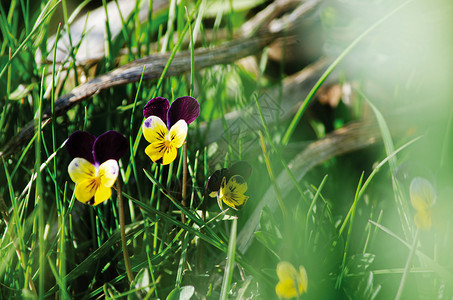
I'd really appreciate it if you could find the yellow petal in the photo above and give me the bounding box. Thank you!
[161,143,178,165]
[299,266,308,293]
[410,177,436,211]
[168,120,188,148]
[68,158,95,184]
[92,184,113,206]
[276,279,299,299]
[414,209,432,230]
[145,140,178,165]
[209,191,219,198]
[277,261,298,281]
[275,262,307,299]
[145,142,165,163]
[222,193,249,210]
[219,175,249,210]
[143,116,168,144]
[99,159,119,188]
[228,175,248,194]
[74,178,99,204]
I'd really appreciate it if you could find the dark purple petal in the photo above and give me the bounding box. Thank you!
[205,168,228,195]
[65,131,96,164]
[167,96,200,128]
[143,97,170,123]
[226,161,252,181]
[93,131,128,164]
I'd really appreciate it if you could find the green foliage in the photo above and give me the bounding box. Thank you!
[1,0,453,299]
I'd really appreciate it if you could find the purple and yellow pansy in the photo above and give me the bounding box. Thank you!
[142,96,200,165]
[65,130,128,205]
[206,161,252,210]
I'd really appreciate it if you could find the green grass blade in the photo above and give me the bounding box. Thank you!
[220,217,237,300]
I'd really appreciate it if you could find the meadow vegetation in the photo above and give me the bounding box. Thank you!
[1,0,453,299]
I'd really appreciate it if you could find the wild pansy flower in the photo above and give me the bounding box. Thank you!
[410,177,436,230]
[142,96,200,165]
[275,261,308,299]
[206,161,252,210]
[65,131,128,205]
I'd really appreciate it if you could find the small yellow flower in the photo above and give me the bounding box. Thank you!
[143,116,187,165]
[206,161,252,211]
[216,175,249,210]
[68,158,119,205]
[410,177,436,230]
[276,261,308,299]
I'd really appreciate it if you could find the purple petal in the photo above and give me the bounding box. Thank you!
[93,131,128,164]
[167,96,200,128]
[65,131,96,164]
[143,97,170,123]
[205,168,228,194]
[226,161,252,181]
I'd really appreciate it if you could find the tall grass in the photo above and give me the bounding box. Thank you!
[1,0,453,299]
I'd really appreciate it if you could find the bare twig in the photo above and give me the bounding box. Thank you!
[116,179,134,283]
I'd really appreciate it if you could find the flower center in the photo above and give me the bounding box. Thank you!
[163,133,175,151]
[87,176,102,194]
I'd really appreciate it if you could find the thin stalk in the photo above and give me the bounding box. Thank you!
[61,0,79,85]
[395,229,419,300]
[52,23,66,295]
[181,143,188,223]
[220,217,237,300]
[146,0,153,55]
[258,131,288,220]
[36,70,45,300]
[198,150,208,274]
[126,66,146,198]
[305,175,328,251]
[175,231,189,288]
[185,6,195,96]
[116,179,134,283]
[202,149,207,222]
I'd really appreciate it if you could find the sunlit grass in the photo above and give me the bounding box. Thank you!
[1,0,453,299]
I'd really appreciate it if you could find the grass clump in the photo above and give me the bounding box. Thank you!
[1,0,453,299]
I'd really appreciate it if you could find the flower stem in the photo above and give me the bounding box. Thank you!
[181,142,188,223]
[395,229,419,300]
[116,179,134,283]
